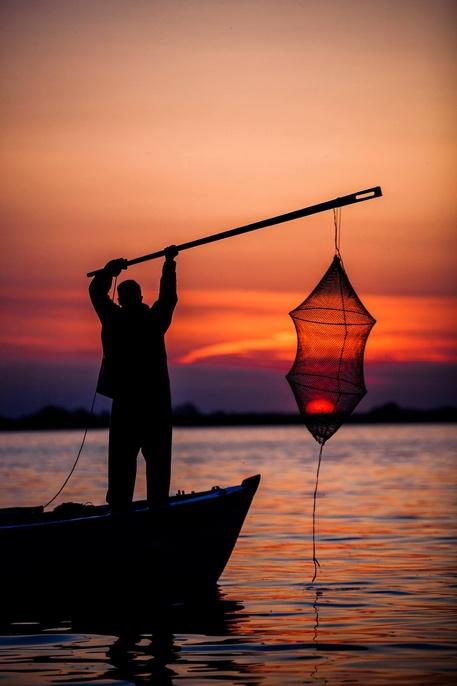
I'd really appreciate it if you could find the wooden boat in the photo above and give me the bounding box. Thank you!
[0,474,260,604]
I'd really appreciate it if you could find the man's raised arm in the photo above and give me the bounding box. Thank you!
[89,258,127,321]
[153,245,178,331]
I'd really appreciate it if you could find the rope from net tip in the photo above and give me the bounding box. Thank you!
[311,442,324,583]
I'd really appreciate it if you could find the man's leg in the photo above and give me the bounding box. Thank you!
[107,397,141,510]
[142,411,172,507]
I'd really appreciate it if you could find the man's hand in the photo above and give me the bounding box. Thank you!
[164,245,179,261]
[104,258,128,277]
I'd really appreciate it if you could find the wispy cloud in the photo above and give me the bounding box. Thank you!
[173,291,457,367]
[2,288,456,368]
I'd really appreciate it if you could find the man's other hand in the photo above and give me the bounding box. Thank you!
[104,258,128,276]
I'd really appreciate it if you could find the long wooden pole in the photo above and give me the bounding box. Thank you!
[87,186,382,277]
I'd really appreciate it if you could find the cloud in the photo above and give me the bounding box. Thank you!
[1,286,456,416]
[2,287,456,368]
[172,291,457,367]
[179,331,294,365]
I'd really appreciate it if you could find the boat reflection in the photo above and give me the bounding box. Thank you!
[107,630,179,685]
[1,586,257,686]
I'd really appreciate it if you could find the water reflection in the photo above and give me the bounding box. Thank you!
[1,587,260,686]
[312,589,322,642]
[1,587,341,686]
[107,630,178,685]
[1,425,456,685]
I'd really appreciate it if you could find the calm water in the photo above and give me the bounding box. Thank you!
[0,424,456,685]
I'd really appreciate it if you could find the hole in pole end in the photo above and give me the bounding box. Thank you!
[355,186,382,201]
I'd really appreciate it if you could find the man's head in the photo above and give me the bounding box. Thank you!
[117,280,143,308]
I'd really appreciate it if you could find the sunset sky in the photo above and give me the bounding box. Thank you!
[1,0,456,416]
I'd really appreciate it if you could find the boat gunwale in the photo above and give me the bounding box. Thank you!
[0,475,260,531]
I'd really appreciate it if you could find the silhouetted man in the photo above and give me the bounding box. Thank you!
[89,246,178,511]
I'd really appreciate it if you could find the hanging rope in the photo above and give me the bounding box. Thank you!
[311,210,347,583]
[311,210,343,583]
[43,388,97,509]
[43,274,118,510]
[311,442,324,583]
[333,207,342,258]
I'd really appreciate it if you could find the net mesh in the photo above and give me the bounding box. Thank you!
[286,255,375,444]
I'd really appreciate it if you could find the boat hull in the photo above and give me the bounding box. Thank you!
[0,474,260,605]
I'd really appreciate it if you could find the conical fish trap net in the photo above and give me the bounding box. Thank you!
[287,255,376,445]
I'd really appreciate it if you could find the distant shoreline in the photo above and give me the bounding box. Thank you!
[0,402,456,431]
